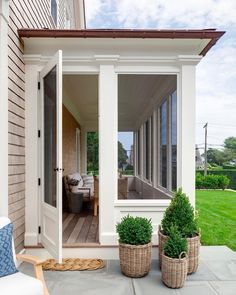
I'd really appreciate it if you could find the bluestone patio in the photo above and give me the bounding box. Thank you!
[19,246,236,295]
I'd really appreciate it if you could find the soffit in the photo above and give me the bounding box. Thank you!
[63,74,176,130]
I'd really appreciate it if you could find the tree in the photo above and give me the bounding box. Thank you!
[118,141,128,169]
[224,137,236,151]
[205,148,228,166]
[87,134,128,172]
[87,132,99,173]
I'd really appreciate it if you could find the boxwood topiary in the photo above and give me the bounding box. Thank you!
[164,225,188,259]
[161,188,198,238]
[116,215,153,245]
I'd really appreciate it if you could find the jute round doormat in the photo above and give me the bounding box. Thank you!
[42,258,105,271]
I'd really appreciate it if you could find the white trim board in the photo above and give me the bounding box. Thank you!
[0,0,9,216]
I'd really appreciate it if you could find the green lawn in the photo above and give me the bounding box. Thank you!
[196,190,236,251]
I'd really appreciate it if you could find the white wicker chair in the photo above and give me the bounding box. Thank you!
[0,217,49,295]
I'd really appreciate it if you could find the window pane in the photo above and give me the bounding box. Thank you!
[150,116,153,182]
[44,66,57,207]
[145,120,149,180]
[160,100,167,188]
[137,130,141,175]
[171,91,177,190]
[51,0,57,25]
[118,132,134,175]
[87,132,99,174]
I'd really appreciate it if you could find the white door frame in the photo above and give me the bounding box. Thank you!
[39,50,63,262]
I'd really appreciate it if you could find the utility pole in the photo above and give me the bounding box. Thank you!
[203,123,208,176]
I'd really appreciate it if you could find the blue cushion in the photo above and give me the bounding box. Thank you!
[0,223,18,277]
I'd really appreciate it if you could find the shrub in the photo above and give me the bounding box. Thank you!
[195,173,230,190]
[217,175,230,190]
[122,170,134,175]
[196,173,204,188]
[164,225,188,259]
[161,189,198,238]
[116,215,153,245]
[222,164,236,170]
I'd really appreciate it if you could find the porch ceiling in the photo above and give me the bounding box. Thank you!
[63,74,176,130]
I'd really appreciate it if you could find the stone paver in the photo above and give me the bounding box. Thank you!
[19,246,236,295]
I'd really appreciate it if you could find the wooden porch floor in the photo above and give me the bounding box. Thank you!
[63,212,99,245]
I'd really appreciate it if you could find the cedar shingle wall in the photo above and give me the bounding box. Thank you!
[8,0,67,253]
[62,105,81,177]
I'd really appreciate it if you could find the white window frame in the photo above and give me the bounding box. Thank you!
[76,128,81,172]
[156,91,177,192]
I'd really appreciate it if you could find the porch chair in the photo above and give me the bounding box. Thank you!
[64,172,99,216]
[0,217,49,295]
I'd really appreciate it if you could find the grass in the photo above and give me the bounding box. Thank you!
[196,190,236,251]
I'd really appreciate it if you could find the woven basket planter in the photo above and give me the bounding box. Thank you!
[187,234,200,274]
[158,227,200,274]
[158,227,168,269]
[161,252,188,288]
[119,242,152,278]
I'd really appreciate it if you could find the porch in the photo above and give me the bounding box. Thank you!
[19,28,217,258]
[21,246,236,295]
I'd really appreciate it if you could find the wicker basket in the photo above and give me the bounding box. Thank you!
[119,242,152,278]
[162,252,188,288]
[158,226,168,269]
[187,234,200,274]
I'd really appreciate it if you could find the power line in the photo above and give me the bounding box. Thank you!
[196,122,236,129]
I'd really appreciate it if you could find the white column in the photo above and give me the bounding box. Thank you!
[24,64,39,245]
[99,64,117,244]
[0,0,9,216]
[177,65,196,206]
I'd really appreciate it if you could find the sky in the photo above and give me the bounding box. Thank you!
[85,0,236,152]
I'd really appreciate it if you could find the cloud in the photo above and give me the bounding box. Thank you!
[85,0,103,24]
[85,0,236,29]
[84,0,236,146]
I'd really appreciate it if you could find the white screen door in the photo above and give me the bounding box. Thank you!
[40,50,62,262]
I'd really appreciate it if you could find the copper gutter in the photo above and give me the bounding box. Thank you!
[18,28,225,56]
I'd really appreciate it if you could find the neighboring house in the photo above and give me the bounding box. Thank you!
[0,0,224,261]
[196,145,204,170]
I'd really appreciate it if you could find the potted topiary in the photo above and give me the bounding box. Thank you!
[116,215,153,278]
[159,188,200,273]
[162,225,188,288]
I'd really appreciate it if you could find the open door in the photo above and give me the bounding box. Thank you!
[40,50,62,262]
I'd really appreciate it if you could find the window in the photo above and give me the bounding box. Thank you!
[158,91,177,191]
[150,116,153,183]
[171,91,177,190]
[51,0,57,26]
[137,129,141,176]
[160,100,168,188]
[65,9,71,29]
[87,132,99,174]
[145,120,150,180]
[76,128,81,172]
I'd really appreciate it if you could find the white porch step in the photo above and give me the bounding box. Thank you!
[25,245,159,260]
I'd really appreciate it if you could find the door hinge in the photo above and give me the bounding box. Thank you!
[38,178,41,186]
[38,226,41,234]
[38,130,41,138]
[38,82,40,90]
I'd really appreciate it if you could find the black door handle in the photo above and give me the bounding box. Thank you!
[54,168,59,171]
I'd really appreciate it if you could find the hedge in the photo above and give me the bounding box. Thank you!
[197,170,236,189]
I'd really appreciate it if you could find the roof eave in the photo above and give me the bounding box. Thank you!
[18,28,225,56]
